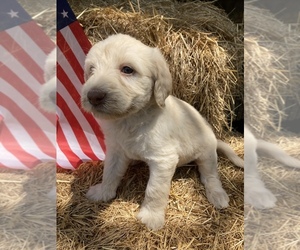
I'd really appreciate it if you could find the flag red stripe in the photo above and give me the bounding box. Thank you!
[21,21,55,55]
[57,93,100,160]
[0,31,44,84]
[1,64,40,103]
[68,21,92,55]
[0,93,55,157]
[57,63,82,111]
[57,30,85,83]
[56,121,83,168]
[1,64,54,124]
[57,64,106,152]
[1,123,41,168]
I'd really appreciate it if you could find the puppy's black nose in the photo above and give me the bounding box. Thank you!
[87,89,106,106]
[49,90,56,104]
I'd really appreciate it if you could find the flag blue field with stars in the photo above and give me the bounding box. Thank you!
[57,0,78,31]
[0,0,31,31]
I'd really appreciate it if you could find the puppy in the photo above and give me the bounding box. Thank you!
[81,34,243,230]
[39,48,56,113]
[245,125,300,209]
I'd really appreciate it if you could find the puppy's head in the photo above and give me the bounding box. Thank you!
[81,34,172,120]
[39,48,56,113]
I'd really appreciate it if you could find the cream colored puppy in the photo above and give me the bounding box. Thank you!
[81,34,243,230]
[245,126,300,209]
[39,48,56,113]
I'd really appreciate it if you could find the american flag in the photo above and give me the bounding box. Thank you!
[0,0,56,169]
[57,0,106,169]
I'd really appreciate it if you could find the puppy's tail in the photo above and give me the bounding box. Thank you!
[217,140,244,168]
[257,140,300,168]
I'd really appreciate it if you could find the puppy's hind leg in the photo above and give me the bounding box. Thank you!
[137,157,178,230]
[86,150,130,202]
[244,134,277,209]
[196,151,229,209]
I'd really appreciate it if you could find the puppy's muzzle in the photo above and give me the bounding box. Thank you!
[87,88,106,107]
[49,89,56,104]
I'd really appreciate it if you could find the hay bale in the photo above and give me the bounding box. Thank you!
[245,3,300,134]
[244,4,288,42]
[244,37,288,136]
[57,2,244,249]
[72,0,237,40]
[284,23,300,121]
[76,0,242,137]
[57,136,244,249]
[0,163,56,249]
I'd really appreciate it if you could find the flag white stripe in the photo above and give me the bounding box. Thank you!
[0,106,55,160]
[56,145,75,170]
[56,106,92,160]
[1,79,55,146]
[60,25,87,68]
[0,143,30,169]
[0,45,43,94]
[57,46,83,94]
[6,26,48,69]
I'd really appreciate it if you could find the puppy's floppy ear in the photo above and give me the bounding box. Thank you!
[152,48,172,108]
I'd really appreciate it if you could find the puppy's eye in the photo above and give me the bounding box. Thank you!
[89,65,95,75]
[121,66,134,75]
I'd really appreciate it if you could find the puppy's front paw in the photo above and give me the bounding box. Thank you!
[245,187,277,209]
[137,207,165,231]
[206,188,229,209]
[245,177,277,209]
[86,183,116,202]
